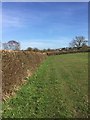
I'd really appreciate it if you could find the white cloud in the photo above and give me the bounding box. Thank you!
[2,6,46,29]
[20,37,70,50]
[2,14,25,28]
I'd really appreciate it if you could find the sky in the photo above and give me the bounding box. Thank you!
[2,0,89,2]
[1,2,88,50]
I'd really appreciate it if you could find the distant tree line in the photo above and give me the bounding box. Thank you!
[26,36,89,53]
[2,36,89,53]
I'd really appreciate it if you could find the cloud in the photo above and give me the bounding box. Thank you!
[3,16,21,28]
[20,37,70,50]
[2,13,25,28]
[2,6,47,29]
[1,2,71,28]
[2,2,87,30]
[2,2,88,49]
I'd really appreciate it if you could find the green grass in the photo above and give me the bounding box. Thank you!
[2,53,88,118]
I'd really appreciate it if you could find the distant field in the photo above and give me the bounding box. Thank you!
[2,53,88,118]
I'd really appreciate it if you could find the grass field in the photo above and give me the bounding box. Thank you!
[2,53,88,118]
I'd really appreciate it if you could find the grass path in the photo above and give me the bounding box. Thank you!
[2,53,88,118]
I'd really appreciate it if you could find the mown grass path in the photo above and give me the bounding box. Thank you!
[2,53,88,118]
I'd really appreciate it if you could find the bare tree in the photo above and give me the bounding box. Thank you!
[2,43,9,50]
[69,36,87,49]
[3,40,20,50]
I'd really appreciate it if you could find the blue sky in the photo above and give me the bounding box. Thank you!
[2,2,88,50]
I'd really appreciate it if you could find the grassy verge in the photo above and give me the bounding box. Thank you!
[2,53,88,118]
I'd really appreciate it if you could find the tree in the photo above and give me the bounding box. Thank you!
[47,48,51,51]
[2,43,9,50]
[33,48,39,52]
[3,40,20,50]
[42,49,47,52]
[61,47,66,51]
[8,40,20,50]
[69,36,87,49]
[26,47,33,51]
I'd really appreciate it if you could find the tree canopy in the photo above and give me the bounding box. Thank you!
[3,40,20,50]
[69,36,88,49]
